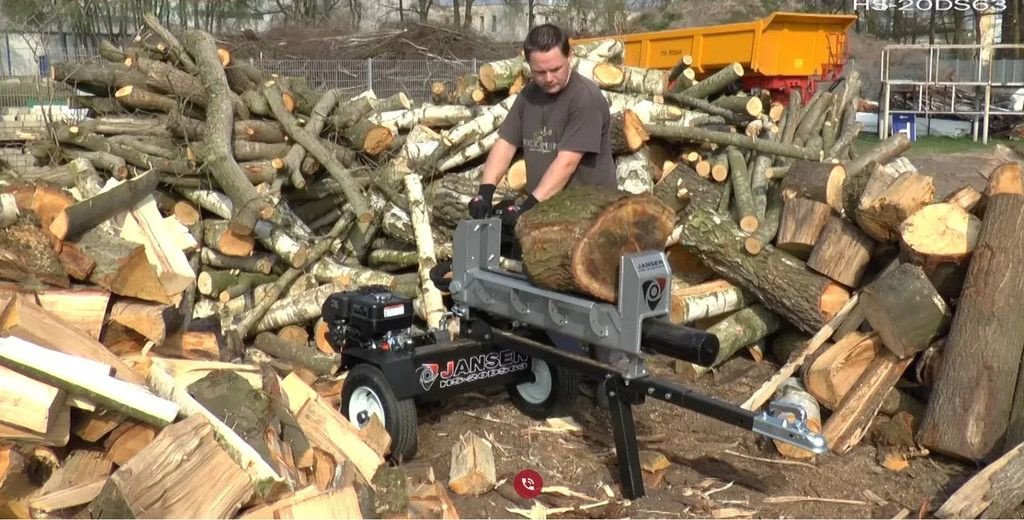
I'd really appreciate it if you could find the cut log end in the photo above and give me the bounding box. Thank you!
[281,92,296,113]
[739,216,759,233]
[744,236,765,255]
[217,47,231,67]
[363,127,395,156]
[819,282,851,323]
[695,161,711,178]
[173,201,201,227]
[711,165,728,182]
[987,162,1024,196]
[900,203,981,259]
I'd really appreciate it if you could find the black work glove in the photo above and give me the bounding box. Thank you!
[468,183,496,219]
[499,194,539,231]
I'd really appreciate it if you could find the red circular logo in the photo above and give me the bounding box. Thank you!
[513,469,543,499]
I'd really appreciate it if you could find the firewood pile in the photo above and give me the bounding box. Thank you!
[0,17,1022,519]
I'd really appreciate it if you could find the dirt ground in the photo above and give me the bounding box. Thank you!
[370,145,1024,520]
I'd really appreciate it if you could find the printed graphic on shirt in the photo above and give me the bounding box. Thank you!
[524,125,556,154]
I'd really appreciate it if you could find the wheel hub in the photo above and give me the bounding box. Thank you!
[348,386,386,428]
[516,358,552,404]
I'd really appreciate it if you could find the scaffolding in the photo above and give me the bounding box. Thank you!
[879,43,1024,144]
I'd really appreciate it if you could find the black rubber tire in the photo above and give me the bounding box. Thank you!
[340,363,418,462]
[507,357,578,420]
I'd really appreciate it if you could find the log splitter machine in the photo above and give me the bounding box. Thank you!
[324,217,826,500]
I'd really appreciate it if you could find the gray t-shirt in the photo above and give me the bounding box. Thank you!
[498,70,617,193]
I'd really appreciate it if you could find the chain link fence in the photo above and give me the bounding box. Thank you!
[0,55,482,113]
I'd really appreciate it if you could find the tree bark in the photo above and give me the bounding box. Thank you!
[681,63,744,99]
[678,206,850,334]
[405,173,446,329]
[262,82,373,234]
[181,30,272,236]
[844,134,912,178]
[775,197,831,259]
[691,304,780,376]
[645,124,821,161]
[726,146,758,232]
[516,186,677,303]
[50,168,160,241]
[744,183,783,255]
[253,332,340,376]
[780,160,847,213]
[669,279,752,324]
[917,163,1024,461]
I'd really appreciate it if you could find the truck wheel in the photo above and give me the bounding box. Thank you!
[340,363,418,461]
[507,357,577,420]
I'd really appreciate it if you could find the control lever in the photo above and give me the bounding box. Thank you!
[751,401,828,454]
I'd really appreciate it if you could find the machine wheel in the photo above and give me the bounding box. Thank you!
[507,357,578,419]
[340,363,418,461]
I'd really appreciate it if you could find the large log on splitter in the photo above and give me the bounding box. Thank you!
[516,186,677,303]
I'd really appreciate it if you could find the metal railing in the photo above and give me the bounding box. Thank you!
[879,43,1024,143]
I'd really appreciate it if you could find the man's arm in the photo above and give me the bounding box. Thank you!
[531,150,583,201]
[480,137,519,186]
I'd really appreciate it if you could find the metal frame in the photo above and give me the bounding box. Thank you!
[880,43,1024,143]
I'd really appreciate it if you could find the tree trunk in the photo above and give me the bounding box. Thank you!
[405,173,446,330]
[645,124,822,162]
[181,30,271,236]
[677,206,850,334]
[50,168,159,241]
[775,197,831,259]
[726,146,758,232]
[744,183,783,255]
[517,186,677,303]
[263,82,373,234]
[668,279,752,324]
[691,304,780,376]
[843,133,911,178]
[253,332,340,376]
[917,163,1024,461]
[780,160,847,213]
[681,63,744,99]
[479,57,525,92]
[712,95,763,117]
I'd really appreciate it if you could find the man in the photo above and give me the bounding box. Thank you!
[466,23,621,408]
[467,23,617,229]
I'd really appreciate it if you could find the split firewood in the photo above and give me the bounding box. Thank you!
[806,216,875,287]
[0,335,178,426]
[152,331,221,361]
[898,202,981,298]
[107,298,176,345]
[918,162,1024,461]
[803,331,883,410]
[856,171,935,243]
[860,263,950,359]
[935,440,1024,519]
[0,293,141,384]
[26,449,112,517]
[944,185,984,212]
[448,431,496,496]
[50,168,159,241]
[821,347,916,454]
[0,364,66,435]
[87,414,253,518]
[517,186,677,303]
[34,286,110,340]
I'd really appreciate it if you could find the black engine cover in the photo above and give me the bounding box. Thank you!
[322,285,414,339]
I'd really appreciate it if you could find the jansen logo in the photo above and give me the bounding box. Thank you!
[417,364,440,391]
[642,277,666,311]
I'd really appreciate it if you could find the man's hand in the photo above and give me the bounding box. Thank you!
[499,194,539,230]
[468,184,497,219]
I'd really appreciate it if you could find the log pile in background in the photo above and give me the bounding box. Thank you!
[0,17,1020,517]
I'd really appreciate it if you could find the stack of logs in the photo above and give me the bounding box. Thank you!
[1,17,1023,519]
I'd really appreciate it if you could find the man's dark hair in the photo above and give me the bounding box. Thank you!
[523,24,570,59]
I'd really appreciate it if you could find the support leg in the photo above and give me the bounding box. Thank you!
[606,378,645,500]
